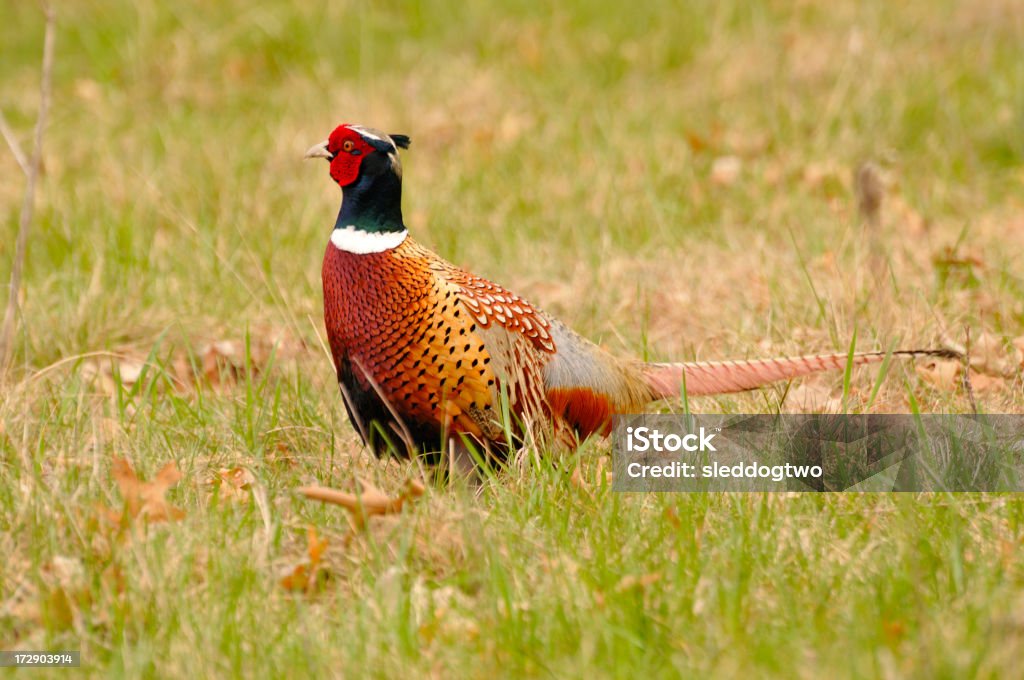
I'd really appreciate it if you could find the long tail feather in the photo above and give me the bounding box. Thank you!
[643,349,959,398]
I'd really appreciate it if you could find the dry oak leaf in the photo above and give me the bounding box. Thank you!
[169,340,245,390]
[1013,336,1024,369]
[968,372,1005,393]
[199,340,245,386]
[267,441,299,468]
[297,478,426,531]
[81,357,145,395]
[969,331,1015,377]
[210,466,257,503]
[784,382,842,413]
[280,525,329,593]
[916,359,961,391]
[110,456,185,524]
[685,130,711,154]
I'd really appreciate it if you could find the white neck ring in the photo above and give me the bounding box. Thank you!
[330,226,408,254]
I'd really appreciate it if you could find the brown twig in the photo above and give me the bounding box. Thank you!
[855,161,884,228]
[962,326,977,415]
[1,6,56,375]
[0,112,30,176]
[297,478,425,532]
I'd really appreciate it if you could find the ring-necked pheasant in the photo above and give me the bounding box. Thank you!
[307,123,953,467]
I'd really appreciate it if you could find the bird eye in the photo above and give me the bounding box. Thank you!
[342,140,355,152]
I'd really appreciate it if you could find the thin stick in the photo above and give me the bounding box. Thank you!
[0,111,30,176]
[962,326,977,415]
[0,6,56,374]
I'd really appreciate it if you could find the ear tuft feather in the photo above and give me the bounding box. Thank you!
[390,134,411,149]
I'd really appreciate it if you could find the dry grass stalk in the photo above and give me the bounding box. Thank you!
[0,6,56,375]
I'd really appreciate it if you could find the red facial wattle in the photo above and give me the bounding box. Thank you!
[326,125,375,187]
[329,147,361,187]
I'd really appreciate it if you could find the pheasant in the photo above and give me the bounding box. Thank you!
[307,123,953,467]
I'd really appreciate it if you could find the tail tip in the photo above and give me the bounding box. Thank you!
[910,348,962,361]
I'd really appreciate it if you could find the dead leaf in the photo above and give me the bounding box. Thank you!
[34,557,87,632]
[267,441,299,468]
[933,245,986,270]
[969,332,1014,377]
[280,525,330,593]
[306,526,328,563]
[968,372,1005,393]
[7,597,42,626]
[167,331,307,392]
[279,566,309,592]
[200,341,244,386]
[615,572,662,592]
[855,161,885,225]
[889,195,928,236]
[210,466,256,503]
[80,360,115,395]
[109,457,185,524]
[118,360,145,385]
[570,465,590,497]
[297,478,425,531]
[570,459,613,498]
[710,155,742,186]
[1012,336,1024,369]
[882,619,907,645]
[73,78,102,103]
[802,161,845,193]
[685,130,711,154]
[40,586,74,631]
[784,382,842,413]
[723,129,769,156]
[43,555,85,591]
[82,357,146,388]
[168,341,243,391]
[916,359,961,391]
[102,563,125,596]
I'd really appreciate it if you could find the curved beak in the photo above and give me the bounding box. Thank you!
[304,140,332,160]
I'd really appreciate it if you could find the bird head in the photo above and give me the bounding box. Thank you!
[305,124,411,188]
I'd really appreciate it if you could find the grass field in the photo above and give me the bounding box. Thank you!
[2,0,1024,676]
